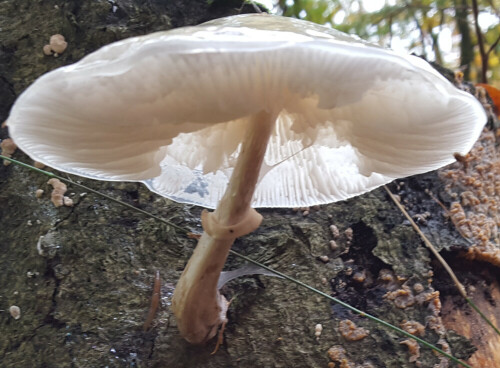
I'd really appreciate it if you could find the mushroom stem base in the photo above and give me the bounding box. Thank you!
[171,110,275,344]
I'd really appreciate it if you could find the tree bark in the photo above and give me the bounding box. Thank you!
[0,1,495,367]
[455,0,474,80]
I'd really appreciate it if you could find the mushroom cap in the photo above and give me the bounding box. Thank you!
[49,34,68,54]
[8,14,486,208]
[42,44,53,56]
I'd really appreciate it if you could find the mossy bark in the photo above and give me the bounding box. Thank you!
[0,1,493,367]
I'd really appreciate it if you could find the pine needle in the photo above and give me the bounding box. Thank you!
[0,154,472,367]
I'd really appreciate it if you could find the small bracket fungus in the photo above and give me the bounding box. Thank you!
[43,34,67,56]
[314,323,323,339]
[34,161,45,169]
[42,44,53,56]
[47,178,67,207]
[0,138,17,166]
[400,339,421,363]
[63,196,74,207]
[339,319,370,341]
[8,14,486,344]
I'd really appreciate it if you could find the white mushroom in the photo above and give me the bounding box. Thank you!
[7,14,486,344]
[9,305,21,320]
[0,138,17,166]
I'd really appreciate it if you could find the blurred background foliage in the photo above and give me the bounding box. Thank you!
[260,0,499,86]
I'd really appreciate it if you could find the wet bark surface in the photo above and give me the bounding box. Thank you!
[0,1,497,367]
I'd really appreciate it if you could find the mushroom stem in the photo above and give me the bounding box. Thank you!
[172,110,275,344]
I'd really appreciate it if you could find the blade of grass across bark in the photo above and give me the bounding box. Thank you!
[0,155,187,233]
[0,154,472,368]
[230,250,470,367]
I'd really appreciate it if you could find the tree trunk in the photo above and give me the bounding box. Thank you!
[0,1,496,367]
[455,0,474,80]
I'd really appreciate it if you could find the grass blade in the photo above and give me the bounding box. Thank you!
[0,154,472,367]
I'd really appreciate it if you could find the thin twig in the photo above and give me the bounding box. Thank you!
[471,0,488,83]
[487,33,500,56]
[427,191,475,245]
[384,186,467,296]
[384,185,500,337]
[230,250,471,368]
[249,0,263,13]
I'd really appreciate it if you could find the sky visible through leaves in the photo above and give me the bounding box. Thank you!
[258,0,500,86]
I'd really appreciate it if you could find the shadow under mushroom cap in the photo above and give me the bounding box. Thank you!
[8,14,486,209]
